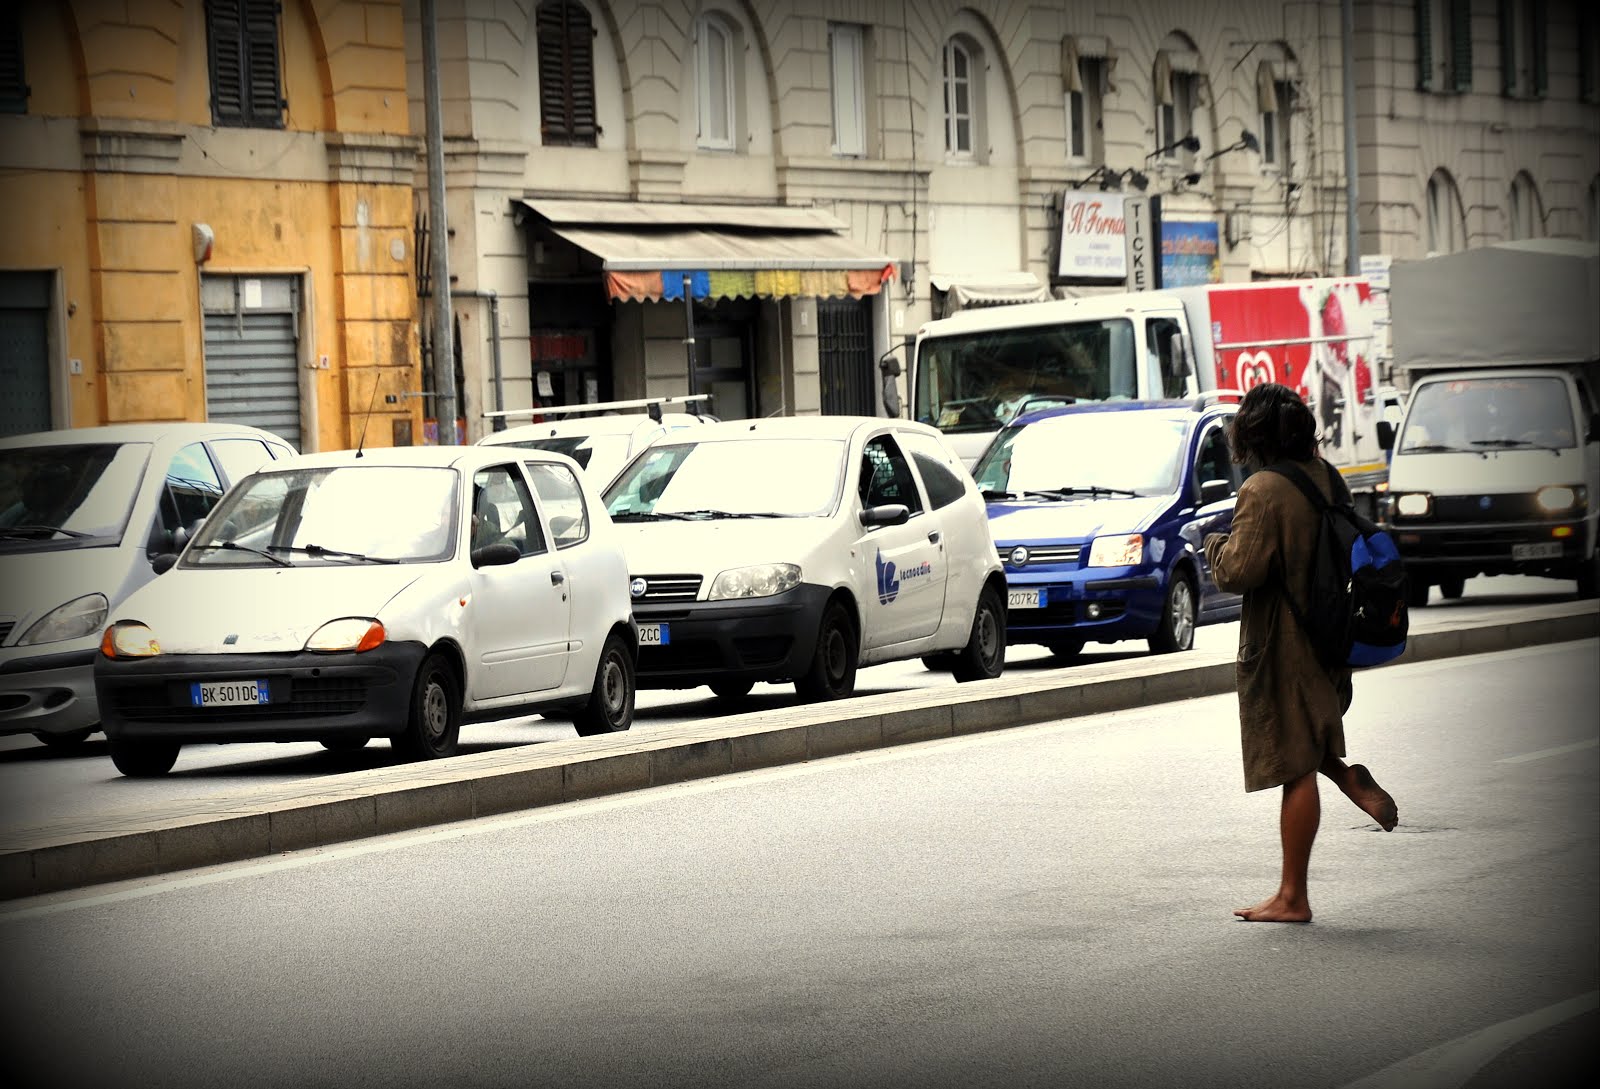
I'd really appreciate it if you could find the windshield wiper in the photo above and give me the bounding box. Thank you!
[666,509,784,520]
[1403,442,1481,456]
[1025,485,1142,499]
[1472,438,1560,454]
[192,540,293,567]
[611,511,691,522]
[267,543,400,564]
[981,489,1017,501]
[0,524,94,539]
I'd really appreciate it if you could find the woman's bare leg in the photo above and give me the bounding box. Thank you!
[1319,753,1399,831]
[1235,771,1318,923]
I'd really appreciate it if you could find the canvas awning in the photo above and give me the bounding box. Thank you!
[929,271,1053,312]
[515,199,897,302]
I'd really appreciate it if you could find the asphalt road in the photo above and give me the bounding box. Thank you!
[0,574,1580,834]
[1,638,1594,1089]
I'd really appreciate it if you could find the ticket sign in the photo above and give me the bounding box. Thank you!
[1123,195,1162,292]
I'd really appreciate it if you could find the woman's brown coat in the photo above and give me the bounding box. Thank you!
[1203,458,1352,792]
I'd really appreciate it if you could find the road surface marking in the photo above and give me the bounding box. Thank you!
[1335,990,1597,1089]
[1498,737,1599,764]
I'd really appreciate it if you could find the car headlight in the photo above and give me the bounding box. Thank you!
[305,618,387,653]
[18,593,109,646]
[1394,492,1432,517]
[100,621,161,659]
[1535,485,1585,513]
[708,563,802,600]
[1087,534,1143,568]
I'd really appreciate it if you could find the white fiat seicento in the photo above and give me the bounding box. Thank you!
[601,416,1007,701]
[94,445,635,777]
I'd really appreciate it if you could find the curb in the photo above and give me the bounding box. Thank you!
[3,605,1595,901]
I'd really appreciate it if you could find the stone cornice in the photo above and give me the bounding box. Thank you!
[327,132,423,186]
[80,117,183,174]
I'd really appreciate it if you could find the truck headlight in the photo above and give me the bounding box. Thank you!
[100,622,161,659]
[1394,492,1432,517]
[1535,485,1584,513]
[305,618,387,653]
[708,563,802,600]
[1087,534,1143,568]
[18,593,109,646]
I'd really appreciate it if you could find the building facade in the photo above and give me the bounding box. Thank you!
[0,0,420,449]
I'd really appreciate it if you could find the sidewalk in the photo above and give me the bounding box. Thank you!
[3,600,1594,901]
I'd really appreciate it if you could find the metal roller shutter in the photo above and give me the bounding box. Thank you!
[201,274,302,448]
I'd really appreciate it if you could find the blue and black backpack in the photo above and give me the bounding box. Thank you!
[1265,461,1410,670]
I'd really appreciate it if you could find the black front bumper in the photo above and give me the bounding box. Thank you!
[94,641,427,743]
[1388,517,1588,575]
[631,583,833,689]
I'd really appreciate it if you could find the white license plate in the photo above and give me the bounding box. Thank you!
[638,622,671,647]
[190,680,270,708]
[1512,542,1562,560]
[1007,588,1045,610]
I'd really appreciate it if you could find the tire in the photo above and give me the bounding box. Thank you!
[1046,638,1086,662]
[795,601,858,702]
[574,633,635,736]
[1405,578,1430,608]
[320,736,370,752]
[951,586,1006,683]
[921,654,956,673]
[34,727,93,750]
[392,652,462,760]
[1148,571,1197,654]
[1438,576,1465,600]
[709,678,755,700]
[108,739,181,778]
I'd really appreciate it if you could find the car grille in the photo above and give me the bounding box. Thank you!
[1006,600,1128,630]
[107,676,369,721]
[631,575,702,602]
[998,545,1082,567]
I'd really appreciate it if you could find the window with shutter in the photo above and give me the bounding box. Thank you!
[205,0,283,128]
[1449,0,1473,92]
[0,3,27,114]
[1416,0,1434,90]
[537,0,598,148]
[1582,8,1599,103]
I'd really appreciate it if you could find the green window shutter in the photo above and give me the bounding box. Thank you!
[1530,0,1547,98]
[242,0,284,126]
[1498,0,1515,95]
[1450,0,1473,92]
[1416,0,1434,90]
[206,0,246,124]
[0,3,27,114]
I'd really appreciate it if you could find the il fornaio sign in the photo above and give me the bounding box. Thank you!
[1056,190,1129,280]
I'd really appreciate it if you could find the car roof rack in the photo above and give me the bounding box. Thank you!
[483,393,714,424]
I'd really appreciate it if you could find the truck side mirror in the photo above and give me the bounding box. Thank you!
[1376,420,1395,451]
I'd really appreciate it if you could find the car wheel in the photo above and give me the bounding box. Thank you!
[1405,578,1430,608]
[574,633,635,736]
[392,652,462,760]
[1438,576,1465,600]
[951,586,1006,683]
[108,739,181,778]
[33,727,94,750]
[709,678,754,700]
[921,654,956,672]
[1148,571,1196,654]
[320,736,370,752]
[795,601,858,702]
[1046,638,1086,662]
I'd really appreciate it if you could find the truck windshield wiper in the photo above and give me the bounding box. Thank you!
[192,540,293,567]
[1471,438,1560,454]
[1402,442,1481,455]
[267,543,399,564]
[1025,485,1142,499]
[0,524,94,539]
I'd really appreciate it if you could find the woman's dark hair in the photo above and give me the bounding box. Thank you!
[1227,382,1319,466]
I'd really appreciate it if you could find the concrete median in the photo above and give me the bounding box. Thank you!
[2,600,1594,901]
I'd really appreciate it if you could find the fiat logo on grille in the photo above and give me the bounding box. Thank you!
[1009,547,1030,566]
[629,578,649,598]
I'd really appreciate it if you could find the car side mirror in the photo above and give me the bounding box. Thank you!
[151,553,179,575]
[858,503,910,528]
[1199,479,1233,505]
[471,541,521,568]
[1376,420,1395,451]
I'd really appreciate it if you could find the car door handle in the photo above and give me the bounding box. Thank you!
[927,531,941,544]
[551,571,565,585]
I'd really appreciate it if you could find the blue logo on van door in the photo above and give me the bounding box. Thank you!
[876,550,900,604]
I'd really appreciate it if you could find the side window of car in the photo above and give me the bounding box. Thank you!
[895,431,970,511]
[471,465,547,558]
[858,436,925,515]
[209,438,275,483]
[1194,424,1238,497]
[1146,317,1189,399]
[525,461,589,549]
[156,443,225,547]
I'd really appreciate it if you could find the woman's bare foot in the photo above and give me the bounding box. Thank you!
[1234,895,1313,923]
[1346,764,1399,831]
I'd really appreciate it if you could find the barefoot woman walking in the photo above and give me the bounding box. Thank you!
[1203,383,1399,924]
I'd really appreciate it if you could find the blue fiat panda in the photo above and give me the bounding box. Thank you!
[971,399,1243,660]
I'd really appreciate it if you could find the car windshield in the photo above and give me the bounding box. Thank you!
[186,465,459,566]
[604,438,845,518]
[1399,376,1577,453]
[0,442,152,552]
[973,413,1188,497]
